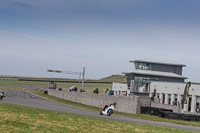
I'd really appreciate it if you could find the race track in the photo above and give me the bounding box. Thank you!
[1,89,200,132]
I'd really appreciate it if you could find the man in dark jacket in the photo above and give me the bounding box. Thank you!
[93,88,99,94]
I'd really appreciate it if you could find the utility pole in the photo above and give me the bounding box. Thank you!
[47,67,85,89]
[82,67,85,89]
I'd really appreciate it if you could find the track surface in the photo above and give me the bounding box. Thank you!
[1,89,200,132]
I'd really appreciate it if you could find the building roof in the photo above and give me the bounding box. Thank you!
[130,59,186,67]
[122,69,187,79]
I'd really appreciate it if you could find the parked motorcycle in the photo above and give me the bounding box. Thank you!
[0,92,5,100]
[100,102,116,116]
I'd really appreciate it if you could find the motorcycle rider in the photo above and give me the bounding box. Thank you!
[102,102,116,111]
[0,92,5,100]
[100,102,116,116]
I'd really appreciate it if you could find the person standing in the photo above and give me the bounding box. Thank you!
[197,103,200,113]
[105,88,109,94]
[109,89,114,95]
[93,88,99,94]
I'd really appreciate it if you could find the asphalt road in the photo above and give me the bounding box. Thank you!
[1,89,200,132]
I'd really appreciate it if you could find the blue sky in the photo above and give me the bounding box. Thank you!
[0,0,200,81]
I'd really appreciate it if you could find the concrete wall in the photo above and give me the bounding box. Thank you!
[112,82,130,96]
[48,89,151,114]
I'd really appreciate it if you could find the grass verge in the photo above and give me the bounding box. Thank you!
[0,103,197,133]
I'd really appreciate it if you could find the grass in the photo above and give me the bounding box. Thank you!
[0,80,48,86]
[0,75,126,82]
[29,90,200,127]
[0,103,197,133]
[100,74,126,82]
[0,87,24,91]
[0,80,112,87]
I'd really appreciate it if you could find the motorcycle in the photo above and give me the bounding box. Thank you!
[100,102,116,116]
[0,92,5,100]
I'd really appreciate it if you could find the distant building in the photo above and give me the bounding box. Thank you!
[112,60,200,113]
[122,59,187,96]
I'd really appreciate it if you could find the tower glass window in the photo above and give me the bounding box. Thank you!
[134,81,150,93]
[135,63,152,70]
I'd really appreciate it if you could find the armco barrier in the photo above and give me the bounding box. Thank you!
[141,106,172,116]
[141,106,200,122]
[151,102,179,113]
[48,89,151,114]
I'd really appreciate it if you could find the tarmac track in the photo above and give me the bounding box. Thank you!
[0,89,200,132]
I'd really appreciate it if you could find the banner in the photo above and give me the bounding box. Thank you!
[182,82,191,106]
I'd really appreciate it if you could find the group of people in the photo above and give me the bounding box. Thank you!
[68,86,114,95]
[68,86,78,92]
[93,88,114,95]
[68,86,85,93]
[105,88,114,95]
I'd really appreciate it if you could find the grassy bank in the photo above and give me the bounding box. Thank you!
[0,103,196,133]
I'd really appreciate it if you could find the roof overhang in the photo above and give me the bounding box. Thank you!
[130,60,186,67]
[122,70,187,79]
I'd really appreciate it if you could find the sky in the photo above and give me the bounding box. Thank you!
[0,0,200,81]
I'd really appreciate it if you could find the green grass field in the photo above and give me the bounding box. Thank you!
[0,103,197,133]
[0,80,112,87]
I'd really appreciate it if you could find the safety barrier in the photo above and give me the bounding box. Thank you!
[141,106,200,122]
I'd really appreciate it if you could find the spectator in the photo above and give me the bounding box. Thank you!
[96,88,99,94]
[58,88,63,91]
[109,89,114,95]
[93,88,96,93]
[80,89,85,92]
[69,86,77,92]
[93,88,99,94]
[106,89,110,95]
[197,103,200,113]
[74,86,77,92]
[121,92,125,96]
[105,88,109,94]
